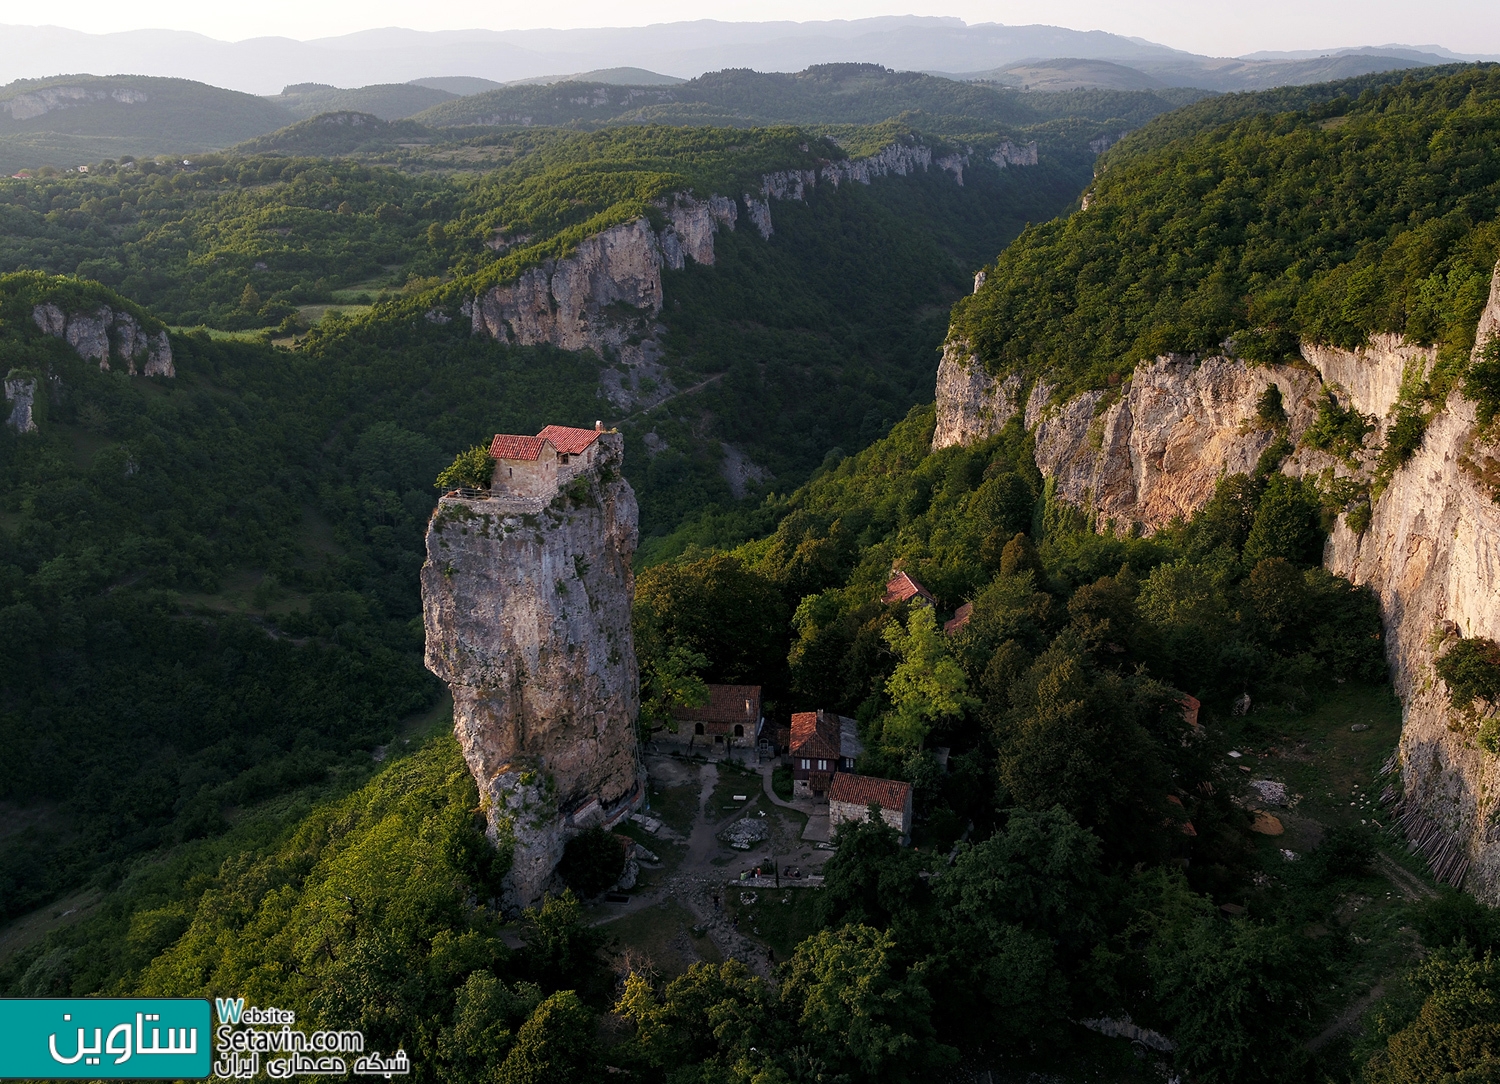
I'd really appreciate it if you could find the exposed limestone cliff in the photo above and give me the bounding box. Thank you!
[1323,271,1500,902]
[4,371,37,433]
[420,432,643,908]
[1031,355,1322,533]
[466,197,735,411]
[992,140,1040,167]
[0,85,147,121]
[932,342,1021,449]
[465,141,965,408]
[931,261,1500,900]
[31,303,174,376]
[934,346,1323,533]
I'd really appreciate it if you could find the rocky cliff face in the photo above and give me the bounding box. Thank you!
[32,303,174,376]
[467,198,735,412]
[1,85,147,121]
[1323,273,1500,901]
[4,372,37,433]
[932,262,1500,900]
[420,432,643,908]
[465,141,962,410]
[1031,355,1323,533]
[932,342,1022,449]
[936,346,1324,533]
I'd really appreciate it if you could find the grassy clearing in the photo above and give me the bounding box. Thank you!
[724,885,824,962]
[168,325,272,342]
[295,303,373,324]
[0,887,103,964]
[1229,682,1402,834]
[177,567,310,619]
[1216,683,1445,1073]
[707,764,763,821]
[602,899,720,979]
[645,768,702,837]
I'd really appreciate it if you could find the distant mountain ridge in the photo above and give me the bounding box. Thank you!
[410,64,1205,134]
[0,73,288,172]
[267,82,455,121]
[0,18,1477,96]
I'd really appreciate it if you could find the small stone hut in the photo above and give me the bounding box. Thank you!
[489,422,608,499]
[828,774,914,844]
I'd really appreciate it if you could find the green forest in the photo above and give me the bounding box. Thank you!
[2,60,1500,1084]
[952,65,1500,398]
[0,121,1091,533]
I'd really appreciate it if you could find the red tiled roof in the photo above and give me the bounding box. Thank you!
[883,571,934,605]
[672,684,761,729]
[828,773,911,811]
[1179,695,1201,728]
[944,601,973,635]
[790,710,840,760]
[489,434,548,461]
[489,424,603,462]
[537,425,603,455]
[1165,794,1198,837]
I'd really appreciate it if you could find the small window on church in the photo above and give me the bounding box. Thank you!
[734,724,743,737]
[694,723,704,735]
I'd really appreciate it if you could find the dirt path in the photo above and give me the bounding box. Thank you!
[683,762,722,866]
[610,373,726,426]
[1308,983,1385,1053]
[595,758,821,979]
[1375,853,1438,901]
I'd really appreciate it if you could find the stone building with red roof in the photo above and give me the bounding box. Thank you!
[487,422,610,499]
[666,684,762,753]
[828,773,913,843]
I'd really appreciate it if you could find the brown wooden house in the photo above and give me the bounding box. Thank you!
[789,709,863,798]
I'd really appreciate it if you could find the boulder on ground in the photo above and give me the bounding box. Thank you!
[719,818,769,850]
[1250,779,1288,806]
[1250,812,1284,835]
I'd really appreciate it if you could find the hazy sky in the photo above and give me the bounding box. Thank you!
[0,0,1496,57]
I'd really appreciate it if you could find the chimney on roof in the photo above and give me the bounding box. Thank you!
[595,420,604,431]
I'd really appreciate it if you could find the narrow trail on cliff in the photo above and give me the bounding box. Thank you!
[610,372,726,428]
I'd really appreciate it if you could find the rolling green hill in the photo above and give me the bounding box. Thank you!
[505,66,687,87]
[233,111,436,156]
[408,76,504,96]
[0,74,289,173]
[413,62,1207,139]
[962,57,1167,92]
[267,81,457,121]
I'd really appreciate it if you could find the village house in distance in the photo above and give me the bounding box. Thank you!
[644,560,961,846]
